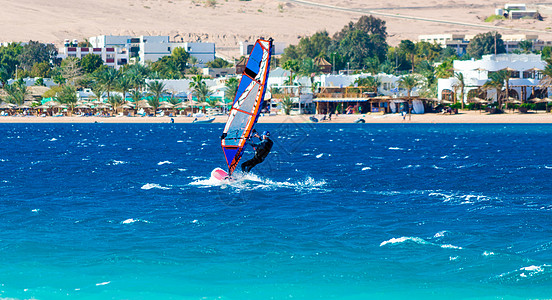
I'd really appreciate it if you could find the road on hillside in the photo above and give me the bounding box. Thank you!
[288,0,552,34]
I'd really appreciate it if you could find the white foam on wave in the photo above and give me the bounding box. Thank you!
[362,167,371,171]
[544,166,552,169]
[482,251,495,256]
[157,161,173,165]
[434,230,448,238]
[141,183,171,190]
[497,264,551,279]
[49,138,57,141]
[0,159,7,162]
[31,209,40,213]
[121,218,150,224]
[388,147,403,150]
[316,153,323,158]
[95,281,111,286]
[108,160,127,165]
[380,236,463,250]
[441,244,463,250]
[380,237,428,247]
[190,172,327,192]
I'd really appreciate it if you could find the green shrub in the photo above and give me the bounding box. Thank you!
[485,15,506,22]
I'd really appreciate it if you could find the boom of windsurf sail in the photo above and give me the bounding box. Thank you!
[220,38,273,176]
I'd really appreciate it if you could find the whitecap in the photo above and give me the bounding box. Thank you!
[316,153,323,158]
[121,218,150,224]
[178,168,187,171]
[31,209,40,213]
[109,160,127,165]
[482,251,495,256]
[544,166,552,169]
[141,183,171,190]
[380,236,428,247]
[177,140,184,143]
[157,161,173,165]
[95,281,111,286]
[388,147,402,150]
[440,155,448,159]
[355,163,363,166]
[49,138,57,142]
[361,167,371,171]
[433,231,447,238]
[441,244,463,250]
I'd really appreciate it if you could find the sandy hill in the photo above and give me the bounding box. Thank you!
[1,0,552,58]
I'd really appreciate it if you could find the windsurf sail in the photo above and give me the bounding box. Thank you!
[220,38,273,176]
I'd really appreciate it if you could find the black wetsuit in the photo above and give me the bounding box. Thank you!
[241,137,273,173]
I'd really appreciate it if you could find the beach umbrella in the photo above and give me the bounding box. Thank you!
[137,102,152,108]
[195,102,209,107]
[44,100,61,107]
[76,105,89,109]
[35,105,50,109]
[120,104,133,109]
[159,102,175,109]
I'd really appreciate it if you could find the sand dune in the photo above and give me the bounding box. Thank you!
[1,0,552,57]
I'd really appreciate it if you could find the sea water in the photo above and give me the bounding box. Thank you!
[0,123,551,299]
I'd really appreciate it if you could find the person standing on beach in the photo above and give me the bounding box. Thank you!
[241,130,273,173]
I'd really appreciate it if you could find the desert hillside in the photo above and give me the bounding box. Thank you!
[1,0,552,57]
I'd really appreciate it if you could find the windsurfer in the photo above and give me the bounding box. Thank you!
[241,130,273,173]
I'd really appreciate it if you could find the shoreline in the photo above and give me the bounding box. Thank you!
[1,111,552,124]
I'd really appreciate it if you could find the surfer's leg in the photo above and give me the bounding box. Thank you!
[241,158,254,173]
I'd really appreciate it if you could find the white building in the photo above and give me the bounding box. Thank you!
[418,34,551,55]
[89,35,215,66]
[57,46,129,69]
[437,53,548,102]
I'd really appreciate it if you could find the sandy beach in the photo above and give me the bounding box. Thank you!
[1,111,552,123]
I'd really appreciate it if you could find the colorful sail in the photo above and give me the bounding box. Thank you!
[221,38,273,175]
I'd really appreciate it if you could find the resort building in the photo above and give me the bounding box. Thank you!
[437,53,548,103]
[88,35,215,66]
[57,46,129,69]
[418,34,551,55]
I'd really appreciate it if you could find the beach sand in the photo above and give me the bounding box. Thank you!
[1,111,552,124]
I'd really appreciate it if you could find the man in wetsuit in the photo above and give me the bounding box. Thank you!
[241,130,273,173]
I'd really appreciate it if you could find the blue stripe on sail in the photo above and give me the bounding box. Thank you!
[233,75,253,105]
[223,147,239,170]
[246,44,264,75]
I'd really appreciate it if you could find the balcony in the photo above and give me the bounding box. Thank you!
[106,58,115,63]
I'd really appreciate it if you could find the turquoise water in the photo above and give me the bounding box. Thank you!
[1,123,551,299]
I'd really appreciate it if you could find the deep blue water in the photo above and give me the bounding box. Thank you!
[1,123,551,299]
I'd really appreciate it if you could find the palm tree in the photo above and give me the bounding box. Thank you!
[398,75,420,97]
[454,72,466,109]
[482,70,510,112]
[57,85,78,114]
[189,74,213,104]
[129,89,142,104]
[91,83,105,103]
[147,80,166,115]
[539,64,552,88]
[300,58,320,92]
[94,68,119,100]
[4,81,28,106]
[224,77,239,103]
[116,74,132,103]
[281,96,294,115]
[0,67,9,88]
[355,76,381,94]
[107,94,124,114]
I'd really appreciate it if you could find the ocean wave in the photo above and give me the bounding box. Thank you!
[380,236,463,250]
[380,237,429,247]
[316,153,323,158]
[388,147,403,150]
[49,138,57,142]
[121,218,150,224]
[157,161,173,165]
[428,191,492,204]
[496,264,551,281]
[108,160,127,165]
[190,172,327,192]
[95,281,111,286]
[361,167,371,171]
[141,183,171,190]
[482,251,496,256]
